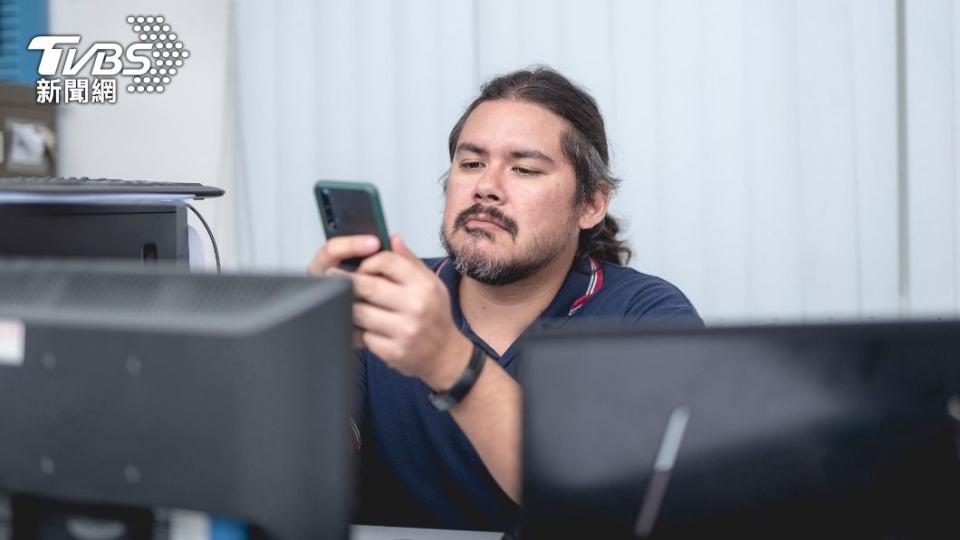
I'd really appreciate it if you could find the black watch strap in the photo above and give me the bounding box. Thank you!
[428,342,487,412]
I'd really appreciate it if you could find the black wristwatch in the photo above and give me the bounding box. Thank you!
[428,342,487,412]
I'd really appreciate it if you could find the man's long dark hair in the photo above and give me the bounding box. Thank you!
[446,66,631,266]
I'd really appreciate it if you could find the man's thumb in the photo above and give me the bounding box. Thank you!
[391,234,417,260]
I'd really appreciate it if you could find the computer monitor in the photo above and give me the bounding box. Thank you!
[0,260,354,540]
[519,322,960,539]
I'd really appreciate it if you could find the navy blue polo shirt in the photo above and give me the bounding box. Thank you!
[354,256,702,531]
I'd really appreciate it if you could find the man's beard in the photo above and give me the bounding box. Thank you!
[440,203,577,286]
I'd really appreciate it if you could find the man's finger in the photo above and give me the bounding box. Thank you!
[353,302,406,337]
[357,250,427,285]
[349,273,407,311]
[307,235,381,275]
[390,234,420,263]
[361,331,404,367]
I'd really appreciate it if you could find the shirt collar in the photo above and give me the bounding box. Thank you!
[433,255,604,334]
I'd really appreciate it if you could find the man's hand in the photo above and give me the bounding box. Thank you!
[326,234,521,502]
[349,235,472,390]
[307,235,382,276]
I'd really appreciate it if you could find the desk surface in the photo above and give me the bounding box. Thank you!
[351,525,504,540]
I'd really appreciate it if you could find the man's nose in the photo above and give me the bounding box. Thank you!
[473,165,505,203]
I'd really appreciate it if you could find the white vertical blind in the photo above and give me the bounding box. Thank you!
[906,0,959,316]
[231,0,955,324]
[852,0,900,318]
[955,0,960,314]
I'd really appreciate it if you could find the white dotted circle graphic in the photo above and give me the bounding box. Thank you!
[127,14,189,95]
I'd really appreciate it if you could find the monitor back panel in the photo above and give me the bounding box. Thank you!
[0,269,354,540]
[520,322,960,539]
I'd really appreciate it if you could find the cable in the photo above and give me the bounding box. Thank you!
[186,203,221,273]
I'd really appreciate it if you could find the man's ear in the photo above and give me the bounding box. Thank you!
[578,189,610,230]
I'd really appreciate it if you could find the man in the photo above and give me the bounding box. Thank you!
[308,67,700,532]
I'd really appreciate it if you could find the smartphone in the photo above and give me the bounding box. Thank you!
[315,180,390,269]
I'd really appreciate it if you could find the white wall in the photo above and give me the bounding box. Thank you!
[50,0,235,269]
[53,0,960,324]
[231,0,929,325]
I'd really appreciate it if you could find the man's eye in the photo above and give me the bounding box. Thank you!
[514,167,541,176]
[460,161,484,170]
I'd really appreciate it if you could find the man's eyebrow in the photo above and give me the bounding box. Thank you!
[509,148,555,165]
[455,142,487,155]
[454,142,556,165]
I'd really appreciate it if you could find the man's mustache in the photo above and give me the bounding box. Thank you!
[454,203,519,239]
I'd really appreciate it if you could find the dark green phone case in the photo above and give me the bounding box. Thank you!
[315,180,391,269]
